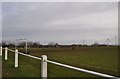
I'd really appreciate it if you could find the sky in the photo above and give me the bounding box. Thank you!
[2,2,118,45]
[0,2,2,43]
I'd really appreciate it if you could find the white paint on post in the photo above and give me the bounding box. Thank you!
[41,55,47,79]
[0,47,2,56]
[15,49,18,68]
[5,47,8,60]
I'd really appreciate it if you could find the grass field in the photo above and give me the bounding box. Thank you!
[2,46,119,78]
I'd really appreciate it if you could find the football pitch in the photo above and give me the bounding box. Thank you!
[2,46,119,78]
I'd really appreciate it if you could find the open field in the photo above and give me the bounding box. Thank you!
[0,56,1,78]
[2,46,119,78]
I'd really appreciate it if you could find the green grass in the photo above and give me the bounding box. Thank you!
[2,46,119,78]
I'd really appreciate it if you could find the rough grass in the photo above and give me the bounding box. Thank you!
[2,46,119,78]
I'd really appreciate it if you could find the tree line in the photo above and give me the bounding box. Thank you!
[0,40,113,48]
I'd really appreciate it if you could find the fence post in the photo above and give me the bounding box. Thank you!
[5,47,8,60]
[41,55,47,79]
[15,49,18,68]
[0,47,2,56]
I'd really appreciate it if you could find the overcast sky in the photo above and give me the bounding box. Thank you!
[2,2,118,45]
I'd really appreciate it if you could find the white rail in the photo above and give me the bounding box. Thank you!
[18,52,41,60]
[8,49,15,52]
[47,60,118,78]
[1,47,119,79]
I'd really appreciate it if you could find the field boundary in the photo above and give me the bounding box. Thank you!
[0,47,119,79]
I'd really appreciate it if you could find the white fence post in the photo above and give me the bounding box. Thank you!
[5,47,8,60]
[41,55,47,79]
[15,49,18,68]
[0,47,2,56]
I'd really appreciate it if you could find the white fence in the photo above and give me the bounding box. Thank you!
[0,47,119,79]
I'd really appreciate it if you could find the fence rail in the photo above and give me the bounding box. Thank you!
[0,47,119,79]
[47,60,117,78]
[18,51,42,60]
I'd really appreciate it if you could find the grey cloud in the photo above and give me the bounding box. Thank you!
[2,2,118,44]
